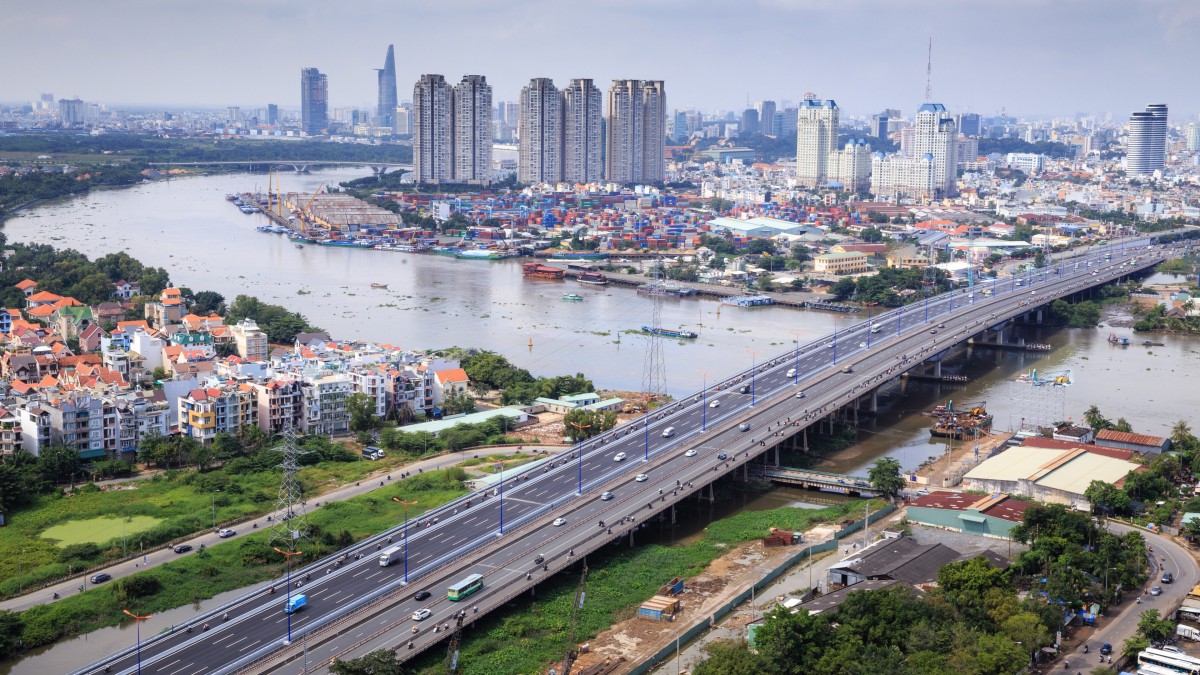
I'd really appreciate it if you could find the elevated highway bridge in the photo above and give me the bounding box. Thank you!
[147,160,411,177]
[75,236,1185,675]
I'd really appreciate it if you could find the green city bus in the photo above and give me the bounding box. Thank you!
[447,573,484,601]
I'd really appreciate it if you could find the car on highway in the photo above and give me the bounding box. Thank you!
[717,453,728,461]
[739,422,751,432]
[552,517,567,527]
[795,391,806,398]
[937,323,945,328]
[738,385,750,394]
[413,590,432,601]
[709,400,720,408]
[534,554,545,564]
[90,572,112,584]
[684,449,698,457]
[218,528,236,538]
[412,608,432,621]
[1150,586,1162,596]
[1162,571,1174,584]
[1100,643,1112,655]
[786,368,796,377]
[173,544,193,554]
[916,488,930,496]
[635,473,649,482]
[613,452,627,462]
[841,365,853,374]
[600,491,614,501]
[929,329,938,334]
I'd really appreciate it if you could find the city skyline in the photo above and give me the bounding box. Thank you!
[6,0,1200,117]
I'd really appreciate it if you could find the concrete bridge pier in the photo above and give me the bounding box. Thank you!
[870,390,879,413]
[774,444,780,466]
[290,164,310,174]
[671,503,676,525]
[1036,308,1044,324]
[370,166,389,179]
[933,361,943,378]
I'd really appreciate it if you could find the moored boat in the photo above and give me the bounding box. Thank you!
[641,326,698,339]
[371,282,388,289]
[577,271,609,285]
[562,293,584,302]
[522,262,565,280]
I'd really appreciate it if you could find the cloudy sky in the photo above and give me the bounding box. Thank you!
[6,0,1198,119]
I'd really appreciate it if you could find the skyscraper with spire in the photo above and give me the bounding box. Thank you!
[376,45,398,132]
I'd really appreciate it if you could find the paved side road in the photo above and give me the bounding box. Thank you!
[0,446,549,613]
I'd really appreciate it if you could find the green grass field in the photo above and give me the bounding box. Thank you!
[40,516,163,547]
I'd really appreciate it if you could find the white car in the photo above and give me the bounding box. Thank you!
[795,391,806,399]
[684,449,698,457]
[552,517,567,526]
[412,609,432,621]
[709,400,720,408]
[635,473,649,482]
[613,452,627,462]
[217,528,236,538]
[600,491,614,501]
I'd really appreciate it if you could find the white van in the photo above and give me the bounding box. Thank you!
[662,427,676,438]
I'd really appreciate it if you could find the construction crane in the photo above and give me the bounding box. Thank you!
[444,609,467,672]
[560,558,590,675]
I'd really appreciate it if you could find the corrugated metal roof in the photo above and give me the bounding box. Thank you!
[1034,451,1141,494]
[1095,429,1167,447]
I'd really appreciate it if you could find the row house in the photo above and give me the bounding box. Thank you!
[302,374,352,435]
[42,393,119,461]
[144,287,185,329]
[230,319,269,361]
[250,379,304,434]
[178,385,255,444]
[0,406,23,457]
[116,391,170,453]
[349,368,389,419]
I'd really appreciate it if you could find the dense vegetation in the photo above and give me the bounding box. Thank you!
[1133,302,1200,333]
[459,350,594,405]
[0,242,172,309]
[0,134,413,165]
[829,267,952,306]
[692,504,1147,675]
[223,294,322,344]
[0,164,148,214]
[976,138,1075,159]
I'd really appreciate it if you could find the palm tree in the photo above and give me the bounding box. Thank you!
[1171,419,1193,445]
[1083,405,1109,432]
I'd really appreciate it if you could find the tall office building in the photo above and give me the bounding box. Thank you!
[1126,103,1168,176]
[452,75,493,184]
[672,110,689,143]
[872,114,889,139]
[956,112,982,137]
[741,108,759,136]
[563,79,603,183]
[412,74,454,183]
[300,67,329,135]
[518,78,562,184]
[795,98,839,186]
[779,108,799,138]
[1187,122,1200,152]
[605,80,666,184]
[266,103,279,126]
[910,103,958,198]
[757,100,777,136]
[376,45,398,131]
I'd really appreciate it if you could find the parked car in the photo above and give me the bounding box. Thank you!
[173,544,193,554]
[413,590,432,601]
[217,529,236,538]
[90,572,112,584]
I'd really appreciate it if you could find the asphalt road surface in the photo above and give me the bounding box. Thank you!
[75,238,1180,675]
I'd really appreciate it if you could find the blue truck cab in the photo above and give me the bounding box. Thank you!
[285,594,307,614]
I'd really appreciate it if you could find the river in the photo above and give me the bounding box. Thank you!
[3,169,1199,673]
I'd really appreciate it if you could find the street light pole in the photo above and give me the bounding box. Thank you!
[698,369,710,431]
[273,547,303,644]
[211,489,221,531]
[567,421,590,495]
[497,462,505,534]
[391,497,417,584]
[123,609,152,675]
[744,348,760,405]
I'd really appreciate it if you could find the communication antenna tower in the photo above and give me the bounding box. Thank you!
[642,260,668,400]
[924,37,933,102]
[269,427,311,550]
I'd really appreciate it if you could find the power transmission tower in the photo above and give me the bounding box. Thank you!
[444,610,466,672]
[269,428,311,550]
[561,558,590,675]
[642,259,668,400]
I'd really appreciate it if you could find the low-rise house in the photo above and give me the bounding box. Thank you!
[905,492,1032,540]
[1094,429,1171,455]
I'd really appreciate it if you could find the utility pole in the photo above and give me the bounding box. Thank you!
[562,558,590,675]
[444,609,466,672]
